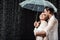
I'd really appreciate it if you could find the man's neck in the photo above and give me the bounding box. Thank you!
[49,14,53,19]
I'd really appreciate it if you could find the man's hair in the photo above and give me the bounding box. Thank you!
[44,6,57,18]
[44,6,54,14]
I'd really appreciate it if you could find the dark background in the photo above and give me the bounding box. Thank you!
[0,0,60,40]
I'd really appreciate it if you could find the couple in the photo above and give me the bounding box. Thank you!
[34,7,58,40]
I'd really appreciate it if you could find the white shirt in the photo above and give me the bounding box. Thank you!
[34,21,48,40]
[43,15,58,40]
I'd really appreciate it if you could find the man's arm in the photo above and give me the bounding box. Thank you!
[35,22,48,37]
[43,18,57,35]
[35,18,57,37]
[35,30,46,37]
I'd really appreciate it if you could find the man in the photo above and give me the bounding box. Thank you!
[34,7,58,40]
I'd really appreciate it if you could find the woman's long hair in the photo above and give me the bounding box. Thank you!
[35,12,48,22]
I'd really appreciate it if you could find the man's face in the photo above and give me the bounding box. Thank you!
[42,9,49,16]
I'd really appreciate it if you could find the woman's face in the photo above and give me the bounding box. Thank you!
[39,13,47,20]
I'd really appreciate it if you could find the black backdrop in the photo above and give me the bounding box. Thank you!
[0,0,60,40]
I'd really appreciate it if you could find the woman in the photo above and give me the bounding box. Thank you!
[34,13,48,40]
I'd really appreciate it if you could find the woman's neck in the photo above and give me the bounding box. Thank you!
[40,20,45,23]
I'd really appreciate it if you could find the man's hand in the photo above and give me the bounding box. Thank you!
[35,31,46,37]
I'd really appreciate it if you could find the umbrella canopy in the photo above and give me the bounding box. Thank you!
[44,1,57,13]
[19,0,57,21]
[19,0,45,12]
[19,0,57,12]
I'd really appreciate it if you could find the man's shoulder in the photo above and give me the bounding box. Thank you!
[52,16,58,23]
[49,15,58,23]
[51,15,57,20]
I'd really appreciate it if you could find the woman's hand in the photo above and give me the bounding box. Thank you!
[34,21,40,28]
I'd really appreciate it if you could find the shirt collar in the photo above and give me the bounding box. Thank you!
[48,15,55,21]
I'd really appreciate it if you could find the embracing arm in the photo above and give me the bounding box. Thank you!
[35,22,47,37]
[43,18,57,35]
[35,30,46,37]
[35,18,57,37]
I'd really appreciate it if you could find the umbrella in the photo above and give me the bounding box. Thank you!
[19,0,45,12]
[19,0,57,12]
[44,1,57,13]
[19,0,57,21]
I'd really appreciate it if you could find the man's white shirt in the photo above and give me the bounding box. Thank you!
[34,15,58,40]
[43,15,58,40]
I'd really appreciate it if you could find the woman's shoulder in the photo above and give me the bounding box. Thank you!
[41,21,48,26]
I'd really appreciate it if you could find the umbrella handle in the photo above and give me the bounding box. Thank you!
[35,12,39,22]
